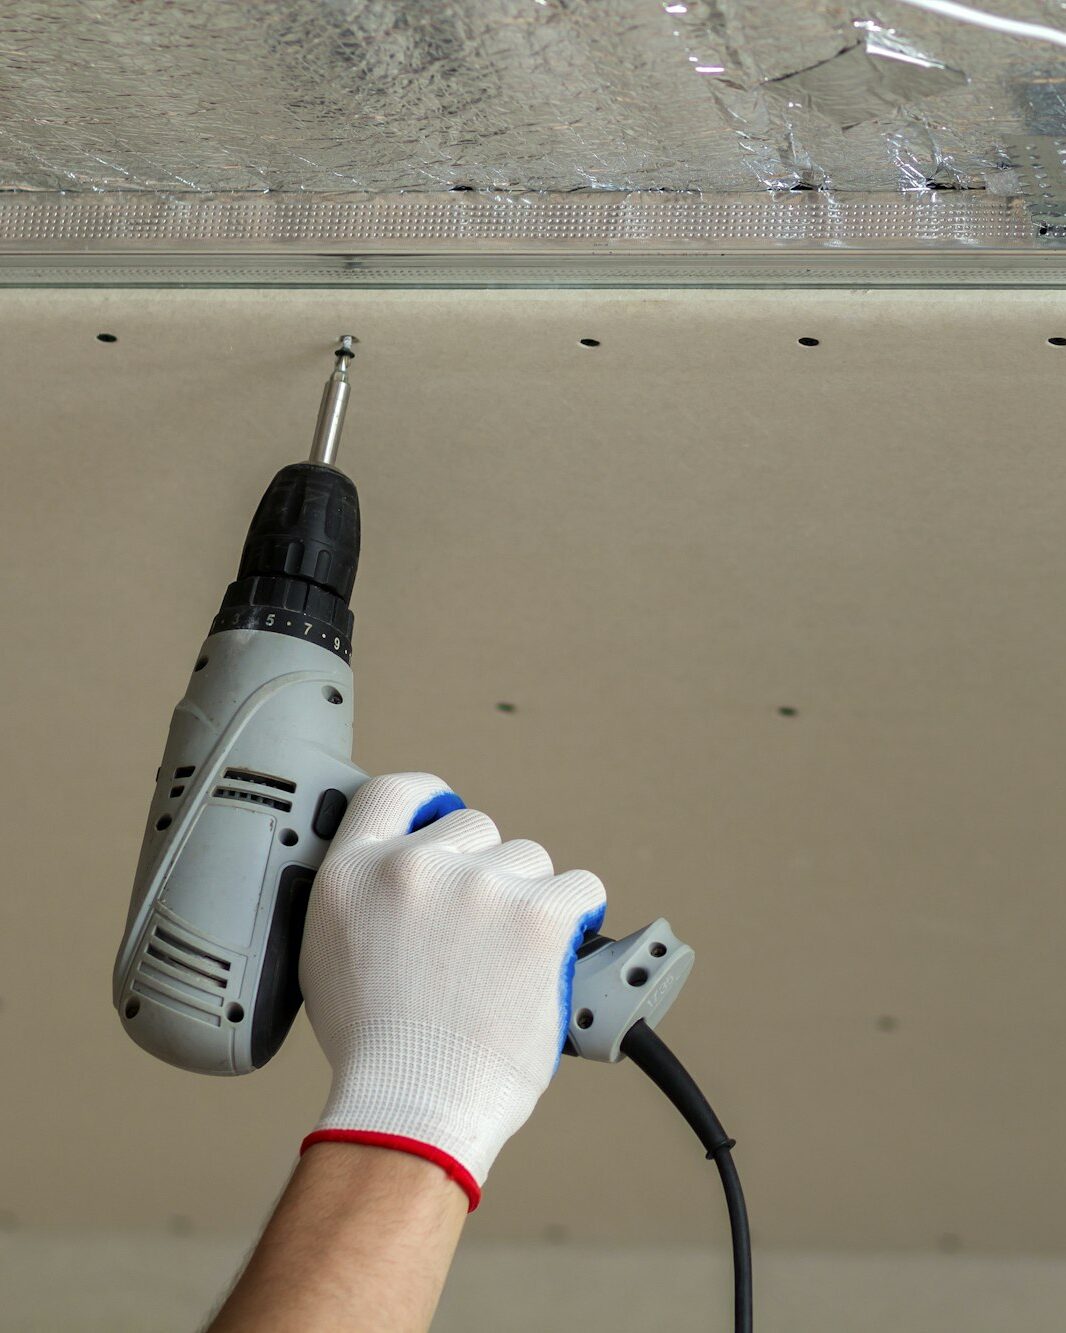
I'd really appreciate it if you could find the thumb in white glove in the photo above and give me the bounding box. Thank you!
[298,773,607,1210]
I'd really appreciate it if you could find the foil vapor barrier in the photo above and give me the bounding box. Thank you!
[1,0,1066,280]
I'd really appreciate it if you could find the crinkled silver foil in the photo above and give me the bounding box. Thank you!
[0,0,1063,198]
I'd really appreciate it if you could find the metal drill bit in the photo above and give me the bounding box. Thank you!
[309,336,355,467]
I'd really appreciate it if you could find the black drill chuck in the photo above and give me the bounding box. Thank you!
[210,462,361,662]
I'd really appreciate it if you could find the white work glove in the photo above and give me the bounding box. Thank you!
[298,773,607,1210]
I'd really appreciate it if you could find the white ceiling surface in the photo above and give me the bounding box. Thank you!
[3,287,1066,1266]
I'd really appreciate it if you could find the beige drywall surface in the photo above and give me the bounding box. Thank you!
[1,288,1065,1317]
[3,1233,1066,1332]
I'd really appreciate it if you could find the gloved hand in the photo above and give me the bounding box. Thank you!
[298,772,607,1210]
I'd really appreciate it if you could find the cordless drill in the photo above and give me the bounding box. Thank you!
[113,341,693,1077]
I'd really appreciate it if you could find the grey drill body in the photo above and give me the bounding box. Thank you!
[113,340,692,1077]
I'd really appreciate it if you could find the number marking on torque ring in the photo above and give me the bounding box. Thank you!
[303,622,313,635]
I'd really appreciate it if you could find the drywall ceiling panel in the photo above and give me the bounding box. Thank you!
[2,287,1066,1258]
[7,1237,1066,1333]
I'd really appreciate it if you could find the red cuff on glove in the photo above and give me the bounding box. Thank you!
[300,1129,482,1212]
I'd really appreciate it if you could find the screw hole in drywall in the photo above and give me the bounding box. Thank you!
[156,814,172,831]
[578,338,601,347]
[226,1003,245,1023]
[777,706,799,717]
[798,337,820,347]
[96,333,118,343]
[496,702,517,713]
[1048,337,1066,346]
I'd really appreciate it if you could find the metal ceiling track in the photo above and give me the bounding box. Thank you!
[1,191,1065,288]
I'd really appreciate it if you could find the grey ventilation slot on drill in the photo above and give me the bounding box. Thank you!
[213,786,293,812]
[174,765,195,779]
[213,768,296,811]
[223,768,296,793]
[131,925,231,1026]
[149,928,229,986]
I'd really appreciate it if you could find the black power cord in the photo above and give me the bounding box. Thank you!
[620,1020,753,1333]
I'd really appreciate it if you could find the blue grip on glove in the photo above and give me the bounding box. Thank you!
[408,790,467,833]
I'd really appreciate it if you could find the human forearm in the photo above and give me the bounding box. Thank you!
[207,1142,467,1333]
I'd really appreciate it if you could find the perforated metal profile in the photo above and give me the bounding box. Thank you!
[1,190,1062,287]
[0,192,1040,247]
[1009,138,1066,228]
